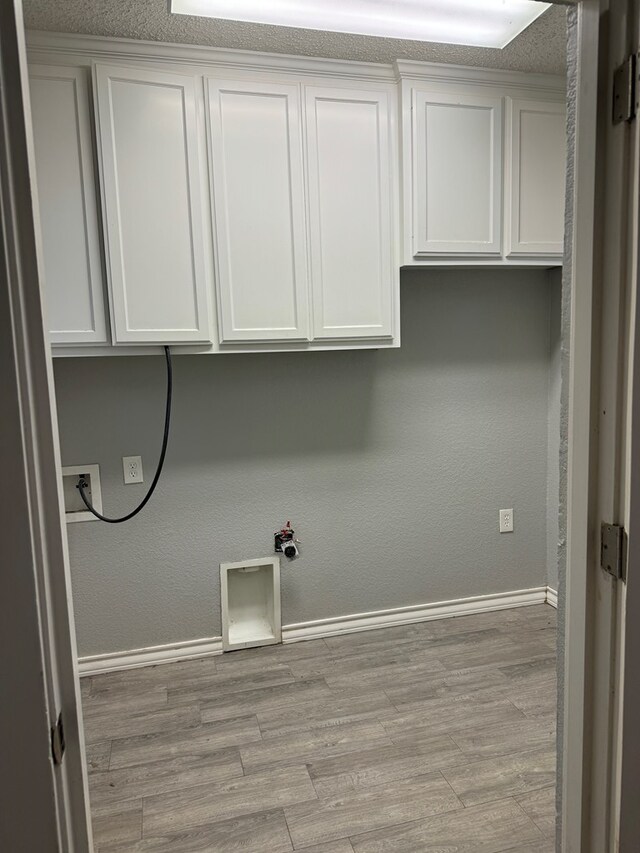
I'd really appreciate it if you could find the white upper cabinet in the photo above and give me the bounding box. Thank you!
[206,79,310,343]
[93,64,213,345]
[28,34,566,356]
[29,65,107,345]
[400,65,566,265]
[507,99,566,257]
[412,90,503,257]
[305,86,395,340]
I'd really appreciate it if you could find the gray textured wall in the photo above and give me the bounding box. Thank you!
[547,269,562,591]
[54,269,560,657]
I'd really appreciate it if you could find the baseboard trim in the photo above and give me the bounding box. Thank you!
[282,586,549,644]
[78,585,556,676]
[78,636,223,676]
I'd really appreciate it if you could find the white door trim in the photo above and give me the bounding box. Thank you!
[614,0,640,847]
[0,1,91,849]
[561,0,640,850]
[561,2,601,849]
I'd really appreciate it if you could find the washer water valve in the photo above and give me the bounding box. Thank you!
[275,521,301,560]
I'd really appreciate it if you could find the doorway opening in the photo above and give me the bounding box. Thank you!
[17,0,607,849]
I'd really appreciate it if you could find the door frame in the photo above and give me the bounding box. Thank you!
[561,2,602,848]
[562,0,640,850]
[0,0,92,849]
[612,0,640,846]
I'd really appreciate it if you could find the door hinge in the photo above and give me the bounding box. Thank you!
[51,712,65,765]
[613,53,639,123]
[601,522,626,580]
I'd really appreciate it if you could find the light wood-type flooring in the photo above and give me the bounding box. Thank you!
[82,604,558,852]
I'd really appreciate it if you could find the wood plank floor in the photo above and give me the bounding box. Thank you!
[82,604,558,852]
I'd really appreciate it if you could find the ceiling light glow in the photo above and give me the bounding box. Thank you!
[171,0,552,49]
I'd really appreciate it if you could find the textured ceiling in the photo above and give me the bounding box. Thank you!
[23,0,567,75]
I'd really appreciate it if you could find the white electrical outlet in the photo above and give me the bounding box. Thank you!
[499,508,514,533]
[123,455,143,484]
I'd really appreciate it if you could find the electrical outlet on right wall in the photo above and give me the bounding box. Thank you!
[123,455,144,485]
[499,508,514,533]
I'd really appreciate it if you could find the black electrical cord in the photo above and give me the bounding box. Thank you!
[76,346,172,523]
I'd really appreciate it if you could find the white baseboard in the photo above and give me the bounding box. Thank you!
[78,636,223,676]
[282,586,550,644]
[78,585,557,676]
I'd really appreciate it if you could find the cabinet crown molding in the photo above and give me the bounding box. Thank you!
[394,59,565,95]
[27,31,565,95]
[26,30,396,84]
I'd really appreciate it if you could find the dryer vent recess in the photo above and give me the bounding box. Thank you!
[220,557,282,652]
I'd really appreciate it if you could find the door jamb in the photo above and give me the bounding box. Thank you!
[561,1,602,848]
[0,0,93,849]
[562,0,640,850]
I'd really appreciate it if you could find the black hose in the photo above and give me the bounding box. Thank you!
[76,346,173,523]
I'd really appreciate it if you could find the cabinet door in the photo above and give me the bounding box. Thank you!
[207,79,309,343]
[507,99,566,256]
[29,65,107,345]
[412,91,503,257]
[305,87,395,340]
[94,65,212,344]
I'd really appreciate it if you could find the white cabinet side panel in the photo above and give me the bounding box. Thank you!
[94,64,212,344]
[306,87,394,340]
[207,80,310,343]
[29,65,108,345]
[508,99,566,256]
[413,91,503,256]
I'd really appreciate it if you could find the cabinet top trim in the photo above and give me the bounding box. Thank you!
[395,59,565,94]
[27,30,565,93]
[27,30,396,83]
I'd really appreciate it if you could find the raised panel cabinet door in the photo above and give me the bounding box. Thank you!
[305,87,395,340]
[29,65,108,345]
[507,99,566,256]
[412,90,503,257]
[207,79,310,343]
[93,64,213,344]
